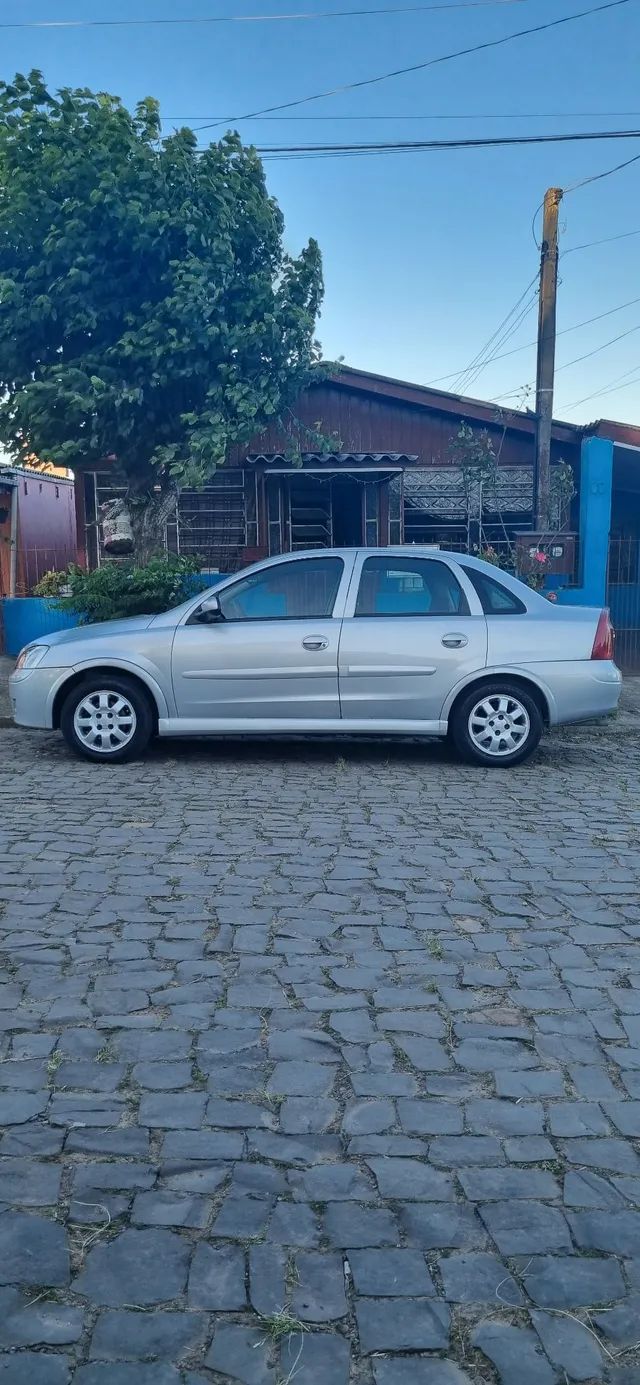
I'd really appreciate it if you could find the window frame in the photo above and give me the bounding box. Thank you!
[459,564,528,616]
[351,554,472,620]
[190,554,348,625]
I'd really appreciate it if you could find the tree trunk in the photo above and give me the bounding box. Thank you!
[100,490,178,565]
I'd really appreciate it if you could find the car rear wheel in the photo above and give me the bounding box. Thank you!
[449,682,542,767]
[60,675,153,763]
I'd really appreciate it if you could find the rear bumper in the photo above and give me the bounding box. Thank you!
[521,659,622,726]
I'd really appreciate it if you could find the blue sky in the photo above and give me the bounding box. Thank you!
[3,0,640,424]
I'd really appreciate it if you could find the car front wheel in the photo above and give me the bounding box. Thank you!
[60,675,154,763]
[449,682,543,767]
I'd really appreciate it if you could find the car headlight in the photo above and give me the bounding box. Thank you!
[14,644,49,672]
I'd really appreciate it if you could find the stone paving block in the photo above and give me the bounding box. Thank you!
[472,1321,556,1385]
[0,1356,70,1384]
[206,1323,276,1385]
[479,1201,572,1254]
[366,1158,454,1200]
[90,1310,207,1359]
[495,1069,565,1098]
[76,1362,182,1385]
[74,1228,189,1305]
[396,1098,463,1134]
[373,1363,474,1385]
[531,1310,603,1381]
[290,1250,348,1322]
[0,1288,83,1347]
[324,1202,399,1247]
[455,1040,538,1071]
[548,1102,611,1136]
[459,1167,560,1200]
[0,1159,61,1206]
[0,1092,48,1124]
[465,1098,544,1135]
[563,1170,626,1209]
[399,1202,488,1249]
[188,1243,246,1309]
[348,1248,435,1296]
[429,1136,504,1167]
[504,1136,557,1163]
[356,1297,450,1352]
[393,1038,452,1071]
[342,1099,395,1134]
[211,1197,275,1240]
[439,1252,523,1305]
[522,1253,626,1306]
[280,1098,338,1133]
[0,1210,69,1286]
[267,1201,321,1247]
[248,1244,287,1316]
[560,1137,640,1174]
[288,1162,374,1201]
[280,1331,350,1385]
[603,1100,640,1136]
[131,1190,210,1228]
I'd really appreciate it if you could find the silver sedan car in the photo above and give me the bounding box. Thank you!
[10,547,621,767]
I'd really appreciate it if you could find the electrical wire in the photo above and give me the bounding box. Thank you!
[0,0,530,27]
[198,0,635,130]
[451,275,539,393]
[563,147,640,193]
[562,225,640,253]
[161,108,640,122]
[426,295,640,384]
[250,128,640,159]
[483,324,640,406]
[560,363,640,410]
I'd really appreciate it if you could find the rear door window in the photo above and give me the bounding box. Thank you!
[355,556,470,617]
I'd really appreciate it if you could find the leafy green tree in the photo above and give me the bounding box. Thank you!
[0,71,324,557]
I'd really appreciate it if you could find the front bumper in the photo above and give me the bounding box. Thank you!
[9,667,71,729]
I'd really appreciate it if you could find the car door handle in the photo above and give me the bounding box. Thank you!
[302,636,329,651]
[442,633,468,648]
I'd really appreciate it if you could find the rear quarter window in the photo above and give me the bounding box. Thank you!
[462,567,528,615]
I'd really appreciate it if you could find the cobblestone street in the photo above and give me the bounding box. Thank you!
[1,719,640,1385]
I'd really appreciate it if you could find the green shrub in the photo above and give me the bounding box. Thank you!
[32,568,72,597]
[58,555,203,624]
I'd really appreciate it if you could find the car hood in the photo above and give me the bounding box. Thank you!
[39,615,158,649]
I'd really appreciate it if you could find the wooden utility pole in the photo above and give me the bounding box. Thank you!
[534,186,563,531]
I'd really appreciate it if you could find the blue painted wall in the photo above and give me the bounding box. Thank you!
[557,435,613,609]
[1,598,80,656]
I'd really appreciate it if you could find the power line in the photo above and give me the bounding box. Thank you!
[560,363,640,410]
[199,0,634,130]
[250,128,640,159]
[427,295,640,384]
[161,108,640,122]
[485,324,640,406]
[563,225,640,253]
[451,275,538,393]
[563,147,640,193]
[0,0,529,26]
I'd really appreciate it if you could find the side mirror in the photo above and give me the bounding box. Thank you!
[197,594,223,624]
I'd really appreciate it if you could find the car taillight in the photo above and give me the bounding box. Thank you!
[591,609,614,661]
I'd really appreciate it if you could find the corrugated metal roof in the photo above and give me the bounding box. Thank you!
[246,451,419,466]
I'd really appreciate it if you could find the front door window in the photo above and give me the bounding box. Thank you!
[218,557,344,621]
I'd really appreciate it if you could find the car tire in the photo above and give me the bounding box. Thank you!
[449,681,543,768]
[60,675,154,763]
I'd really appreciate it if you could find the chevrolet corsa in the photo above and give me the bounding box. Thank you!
[10,548,621,768]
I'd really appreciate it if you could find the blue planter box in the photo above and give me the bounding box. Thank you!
[1,598,80,657]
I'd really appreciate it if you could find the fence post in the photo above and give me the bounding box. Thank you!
[557,434,613,607]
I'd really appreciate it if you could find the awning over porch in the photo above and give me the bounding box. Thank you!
[246,451,418,474]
